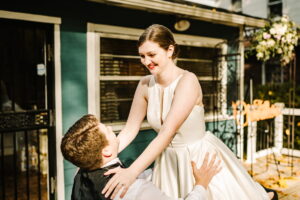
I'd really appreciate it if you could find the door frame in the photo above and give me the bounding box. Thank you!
[0,10,64,200]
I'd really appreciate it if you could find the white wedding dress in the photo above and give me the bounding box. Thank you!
[147,74,269,200]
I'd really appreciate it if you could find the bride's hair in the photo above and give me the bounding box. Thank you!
[138,24,179,59]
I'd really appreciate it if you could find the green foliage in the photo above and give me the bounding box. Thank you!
[253,83,300,108]
[283,116,300,150]
[253,83,300,150]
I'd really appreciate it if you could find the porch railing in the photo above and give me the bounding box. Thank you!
[245,107,300,164]
[0,110,50,200]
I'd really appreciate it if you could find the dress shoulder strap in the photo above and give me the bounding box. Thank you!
[148,75,156,87]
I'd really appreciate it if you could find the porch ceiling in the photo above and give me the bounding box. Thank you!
[87,0,266,27]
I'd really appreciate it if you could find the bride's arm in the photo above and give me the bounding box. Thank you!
[103,72,202,198]
[129,72,201,174]
[117,76,149,153]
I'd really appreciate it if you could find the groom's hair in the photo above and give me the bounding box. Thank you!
[61,114,108,170]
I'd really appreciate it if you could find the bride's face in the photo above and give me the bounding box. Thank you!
[138,40,174,75]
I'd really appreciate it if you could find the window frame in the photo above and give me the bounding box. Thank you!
[87,23,229,131]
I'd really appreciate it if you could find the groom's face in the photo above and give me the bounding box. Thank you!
[98,123,119,155]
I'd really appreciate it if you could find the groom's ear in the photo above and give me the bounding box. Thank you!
[102,146,112,158]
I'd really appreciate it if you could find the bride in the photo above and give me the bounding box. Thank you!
[102,24,273,200]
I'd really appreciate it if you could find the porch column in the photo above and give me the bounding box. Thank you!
[246,121,257,163]
[237,25,245,161]
[274,103,284,154]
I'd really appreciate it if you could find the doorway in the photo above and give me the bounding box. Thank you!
[0,19,56,200]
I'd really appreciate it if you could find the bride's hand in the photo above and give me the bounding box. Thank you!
[102,167,137,199]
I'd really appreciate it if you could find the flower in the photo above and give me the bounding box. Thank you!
[263,32,271,39]
[257,52,264,59]
[247,15,299,66]
[281,16,289,23]
[286,33,293,42]
[273,24,287,35]
[267,39,275,47]
[270,28,276,35]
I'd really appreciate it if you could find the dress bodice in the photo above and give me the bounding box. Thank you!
[147,75,206,145]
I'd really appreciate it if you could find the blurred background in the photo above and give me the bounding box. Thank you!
[0,1,299,199]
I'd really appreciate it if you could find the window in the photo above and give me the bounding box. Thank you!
[88,24,226,129]
[176,45,222,113]
[231,0,242,12]
[268,0,282,17]
[99,37,149,123]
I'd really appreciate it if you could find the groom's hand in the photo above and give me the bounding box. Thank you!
[191,153,222,189]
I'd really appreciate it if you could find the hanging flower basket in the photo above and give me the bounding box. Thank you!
[247,15,299,66]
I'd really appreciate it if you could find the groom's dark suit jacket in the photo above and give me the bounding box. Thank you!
[71,163,122,200]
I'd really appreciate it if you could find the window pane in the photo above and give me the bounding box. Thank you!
[231,0,242,11]
[100,81,138,122]
[100,57,149,76]
[200,81,221,113]
[178,45,216,59]
[100,100,132,122]
[268,0,282,17]
[269,4,282,17]
[101,38,138,55]
[177,61,215,77]
[100,37,149,76]
[269,0,282,3]
[177,45,221,114]
[177,45,219,77]
[200,81,219,95]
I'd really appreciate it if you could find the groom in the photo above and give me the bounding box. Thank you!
[61,114,221,200]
